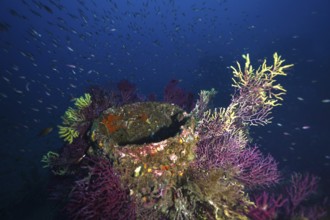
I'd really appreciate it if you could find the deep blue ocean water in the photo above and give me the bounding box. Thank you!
[0,0,329,219]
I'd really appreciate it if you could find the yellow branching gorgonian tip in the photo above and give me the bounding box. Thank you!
[41,151,59,168]
[272,52,294,75]
[74,93,92,110]
[230,52,293,104]
[58,125,79,144]
[62,107,84,124]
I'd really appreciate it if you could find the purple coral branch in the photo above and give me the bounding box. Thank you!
[285,173,319,216]
[247,191,287,220]
[82,85,114,120]
[164,79,194,111]
[66,157,135,220]
[297,202,328,220]
[247,172,327,220]
[235,94,273,126]
[194,134,242,170]
[235,147,280,188]
[195,134,280,188]
[117,79,137,104]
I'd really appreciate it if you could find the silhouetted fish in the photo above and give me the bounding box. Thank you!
[0,22,10,32]
[38,127,54,137]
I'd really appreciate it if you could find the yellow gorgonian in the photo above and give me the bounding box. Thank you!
[231,53,293,107]
[74,93,92,110]
[58,93,92,143]
[58,125,79,144]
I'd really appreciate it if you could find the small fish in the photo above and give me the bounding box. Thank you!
[25,82,30,91]
[38,127,53,137]
[321,99,330,103]
[67,46,74,52]
[2,76,10,83]
[31,29,42,37]
[12,65,19,71]
[0,22,11,32]
[302,125,310,130]
[42,4,53,14]
[66,64,76,68]
[0,93,8,98]
[33,118,40,123]
[13,88,23,94]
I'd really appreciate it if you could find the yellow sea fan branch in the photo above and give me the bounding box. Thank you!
[229,52,293,126]
[74,93,92,110]
[41,151,59,168]
[58,125,79,144]
[62,107,84,125]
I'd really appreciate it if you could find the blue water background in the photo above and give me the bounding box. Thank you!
[0,0,329,219]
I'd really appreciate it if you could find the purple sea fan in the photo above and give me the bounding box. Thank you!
[66,157,136,220]
[235,146,280,188]
[164,79,194,111]
[117,79,138,104]
[81,85,114,121]
[194,135,243,170]
[247,191,287,220]
[284,173,323,218]
[195,134,279,188]
[59,137,89,165]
